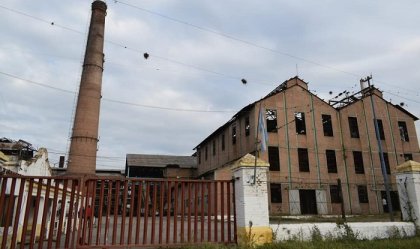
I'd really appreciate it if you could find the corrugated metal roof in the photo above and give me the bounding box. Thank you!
[126,154,197,168]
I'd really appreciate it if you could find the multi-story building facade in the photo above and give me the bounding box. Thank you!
[194,77,419,215]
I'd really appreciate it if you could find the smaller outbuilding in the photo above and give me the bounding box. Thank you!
[125,154,197,179]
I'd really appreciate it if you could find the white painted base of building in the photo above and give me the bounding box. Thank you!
[271,222,416,241]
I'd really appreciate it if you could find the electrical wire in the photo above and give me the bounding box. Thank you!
[2,3,419,93]
[0,70,237,113]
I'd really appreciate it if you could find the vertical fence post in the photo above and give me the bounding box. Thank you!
[230,154,272,245]
[396,160,420,227]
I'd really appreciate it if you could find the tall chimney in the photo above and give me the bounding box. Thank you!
[67,1,107,175]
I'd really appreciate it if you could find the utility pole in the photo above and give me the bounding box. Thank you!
[361,75,394,221]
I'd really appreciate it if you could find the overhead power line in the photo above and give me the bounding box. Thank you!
[113,0,363,78]
[0,71,236,113]
[3,3,419,94]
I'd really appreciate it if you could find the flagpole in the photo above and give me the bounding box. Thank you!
[253,102,262,185]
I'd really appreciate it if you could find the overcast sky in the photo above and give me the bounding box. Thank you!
[1,0,419,170]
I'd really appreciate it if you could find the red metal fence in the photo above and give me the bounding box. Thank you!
[0,174,236,249]
[0,175,81,249]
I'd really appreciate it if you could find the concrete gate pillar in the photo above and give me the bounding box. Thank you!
[230,154,272,245]
[396,160,420,227]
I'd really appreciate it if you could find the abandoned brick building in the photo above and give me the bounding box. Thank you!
[194,76,419,215]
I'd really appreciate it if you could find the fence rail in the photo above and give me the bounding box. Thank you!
[0,174,236,249]
[0,175,81,249]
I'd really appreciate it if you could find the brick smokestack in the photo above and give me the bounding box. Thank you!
[67,1,107,175]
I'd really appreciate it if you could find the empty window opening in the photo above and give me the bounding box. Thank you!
[298,148,309,172]
[381,152,391,174]
[329,185,341,203]
[295,112,306,134]
[266,109,277,133]
[322,114,334,136]
[232,125,237,145]
[221,134,225,151]
[353,151,365,174]
[245,116,250,136]
[268,146,280,171]
[374,119,385,140]
[348,117,360,138]
[326,150,337,173]
[403,153,413,161]
[270,184,282,203]
[398,121,409,142]
[357,185,369,204]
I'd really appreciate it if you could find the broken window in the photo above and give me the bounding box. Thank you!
[270,184,282,203]
[326,150,337,173]
[295,112,306,134]
[403,153,413,161]
[266,109,277,133]
[245,116,250,136]
[348,117,360,138]
[268,146,280,171]
[329,185,341,203]
[205,146,208,161]
[298,148,309,172]
[353,151,365,174]
[398,121,409,142]
[374,119,385,140]
[232,124,237,145]
[357,185,369,203]
[322,114,333,136]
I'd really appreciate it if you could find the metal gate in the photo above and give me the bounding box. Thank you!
[0,174,81,249]
[0,174,237,248]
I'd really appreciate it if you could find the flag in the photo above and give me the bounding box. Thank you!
[257,105,268,152]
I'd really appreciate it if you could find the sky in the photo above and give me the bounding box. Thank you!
[1,0,419,170]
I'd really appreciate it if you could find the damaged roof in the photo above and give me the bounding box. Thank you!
[126,154,197,169]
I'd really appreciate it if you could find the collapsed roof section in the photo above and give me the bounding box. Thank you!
[194,76,418,150]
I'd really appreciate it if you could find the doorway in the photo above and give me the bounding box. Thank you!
[299,189,317,214]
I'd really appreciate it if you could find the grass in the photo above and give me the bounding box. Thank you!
[181,236,420,249]
[260,236,420,249]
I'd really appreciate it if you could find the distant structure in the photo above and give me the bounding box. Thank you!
[125,154,197,178]
[0,137,35,171]
[67,1,107,175]
[195,76,419,216]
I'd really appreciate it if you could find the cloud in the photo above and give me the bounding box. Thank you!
[1,0,419,169]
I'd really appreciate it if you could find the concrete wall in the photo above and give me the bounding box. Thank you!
[271,222,416,241]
